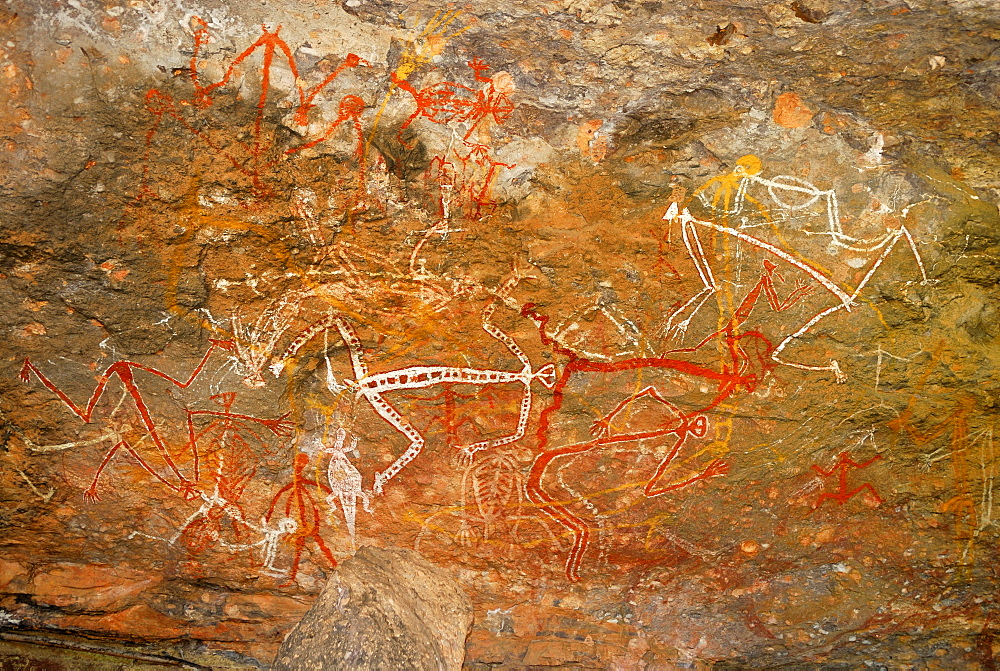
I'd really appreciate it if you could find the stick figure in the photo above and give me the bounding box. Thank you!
[271,301,556,495]
[663,200,928,382]
[334,304,555,494]
[521,258,816,581]
[265,452,335,584]
[810,452,883,508]
[391,58,515,148]
[19,339,234,501]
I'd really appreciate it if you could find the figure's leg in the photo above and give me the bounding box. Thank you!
[664,221,717,338]
[85,439,182,502]
[311,532,338,568]
[459,381,531,458]
[282,537,306,586]
[812,492,836,509]
[772,303,848,383]
[850,483,883,506]
[525,442,600,582]
[333,316,370,381]
[645,457,728,498]
[366,393,425,495]
[338,492,358,548]
[900,226,930,284]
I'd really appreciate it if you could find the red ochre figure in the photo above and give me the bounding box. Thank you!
[18,341,292,503]
[391,57,515,148]
[141,17,370,197]
[265,452,336,584]
[810,452,883,509]
[523,259,814,581]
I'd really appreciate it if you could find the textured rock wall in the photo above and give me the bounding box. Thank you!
[1,0,999,667]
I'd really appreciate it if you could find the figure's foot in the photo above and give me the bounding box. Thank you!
[83,485,101,503]
[590,418,612,438]
[830,360,847,384]
[457,520,475,547]
[701,458,729,480]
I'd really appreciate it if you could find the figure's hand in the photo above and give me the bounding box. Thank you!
[467,57,487,71]
[209,338,235,351]
[261,412,295,437]
[83,485,102,503]
[18,359,32,382]
[177,479,201,501]
[590,417,613,438]
[454,447,476,467]
[345,53,371,68]
[701,459,729,479]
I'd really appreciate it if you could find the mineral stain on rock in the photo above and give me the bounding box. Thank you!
[1,0,999,668]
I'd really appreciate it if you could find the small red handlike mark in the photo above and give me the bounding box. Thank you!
[810,452,883,509]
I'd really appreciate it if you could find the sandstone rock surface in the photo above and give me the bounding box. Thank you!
[273,547,472,670]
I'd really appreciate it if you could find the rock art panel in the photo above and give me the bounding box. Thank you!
[1,0,999,667]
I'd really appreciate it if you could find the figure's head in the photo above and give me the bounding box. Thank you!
[733,154,763,177]
[339,95,365,119]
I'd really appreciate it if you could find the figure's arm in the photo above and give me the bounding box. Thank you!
[690,175,721,200]
[197,35,269,102]
[187,409,294,437]
[296,54,370,125]
[19,358,118,423]
[591,386,677,438]
[265,485,294,521]
[854,454,882,469]
[390,70,419,96]
[131,339,233,389]
[810,463,835,477]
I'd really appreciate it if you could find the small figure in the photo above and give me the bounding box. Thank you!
[322,428,373,549]
[391,58,515,148]
[265,452,336,584]
[810,451,883,508]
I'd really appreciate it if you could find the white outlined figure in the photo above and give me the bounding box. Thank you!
[322,427,372,549]
[332,303,557,494]
[128,479,298,578]
[663,199,929,382]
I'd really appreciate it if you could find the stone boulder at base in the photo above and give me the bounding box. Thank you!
[273,547,473,670]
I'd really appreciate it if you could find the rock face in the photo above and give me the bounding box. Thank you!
[273,546,473,670]
[1,0,999,667]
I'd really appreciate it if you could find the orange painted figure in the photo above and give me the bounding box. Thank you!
[524,259,815,581]
[810,452,883,509]
[265,452,336,583]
